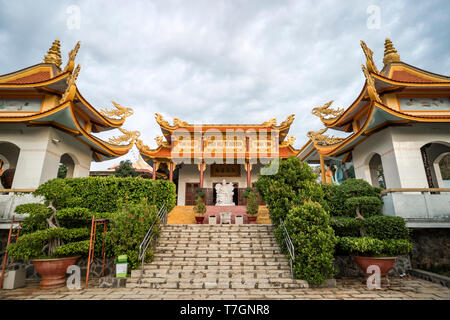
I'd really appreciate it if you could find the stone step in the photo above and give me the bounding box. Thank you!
[126,278,308,289]
[153,252,287,259]
[130,269,293,278]
[153,254,286,264]
[138,265,291,272]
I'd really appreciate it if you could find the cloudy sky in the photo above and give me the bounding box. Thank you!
[1,0,449,170]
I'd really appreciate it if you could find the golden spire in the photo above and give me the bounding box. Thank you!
[43,39,62,69]
[63,41,81,73]
[383,38,400,65]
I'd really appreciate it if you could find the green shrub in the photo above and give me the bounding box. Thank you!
[330,217,362,237]
[338,237,413,257]
[321,183,339,215]
[362,216,409,240]
[255,157,328,226]
[284,202,337,285]
[106,199,160,270]
[344,196,382,218]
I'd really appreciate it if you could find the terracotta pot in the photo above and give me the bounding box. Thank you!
[248,215,257,224]
[195,216,204,224]
[31,256,80,289]
[352,255,397,276]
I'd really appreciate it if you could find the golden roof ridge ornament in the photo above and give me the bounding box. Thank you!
[135,138,152,153]
[108,128,141,146]
[63,41,81,73]
[278,114,295,128]
[383,38,400,66]
[173,117,188,127]
[312,101,344,121]
[307,128,345,146]
[155,113,172,128]
[360,40,379,74]
[262,118,277,127]
[280,135,296,147]
[155,136,170,148]
[362,64,382,103]
[59,64,81,104]
[100,101,134,120]
[43,39,62,69]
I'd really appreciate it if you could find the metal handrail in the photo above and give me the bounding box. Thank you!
[137,203,168,283]
[280,218,295,279]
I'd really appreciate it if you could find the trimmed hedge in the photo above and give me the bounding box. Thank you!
[59,177,177,213]
[330,217,362,237]
[362,216,410,240]
[338,237,413,257]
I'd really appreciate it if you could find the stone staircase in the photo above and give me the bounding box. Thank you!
[127,224,308,289]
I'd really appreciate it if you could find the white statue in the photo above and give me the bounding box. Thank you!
[215,179,235,206]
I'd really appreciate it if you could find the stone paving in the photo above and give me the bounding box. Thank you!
[0,276,449,300]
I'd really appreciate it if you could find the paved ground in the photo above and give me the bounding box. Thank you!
[1,276,449,300]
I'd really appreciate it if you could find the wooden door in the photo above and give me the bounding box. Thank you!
[185,183,199,205]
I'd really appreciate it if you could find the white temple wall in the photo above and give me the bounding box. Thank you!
[0,124,92,189]
[177,162,263,205]
[352,123,450,188]
[352,127,401,188]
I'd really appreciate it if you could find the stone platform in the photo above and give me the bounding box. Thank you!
[204,205,248,224]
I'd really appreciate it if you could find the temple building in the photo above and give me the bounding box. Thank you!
[136,114,300,205]
[0,40,136,227]
[299,38,450,227]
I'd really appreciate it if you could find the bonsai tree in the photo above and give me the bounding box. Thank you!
[7,179,92,260]
[243,187,258,216]
[193,196,206,216]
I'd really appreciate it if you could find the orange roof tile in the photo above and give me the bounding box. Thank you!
[4,71,52,84]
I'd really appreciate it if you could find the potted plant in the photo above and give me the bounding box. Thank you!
[243,188,258,224]
[193,196,206,224]
[6,179,88,289]
[339,236,412,278]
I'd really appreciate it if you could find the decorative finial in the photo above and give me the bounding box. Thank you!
[63,41,81,73]
[43,39,62,69]
[383,38,400,65]
[360,40,379,74]
[59,64,81,104]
